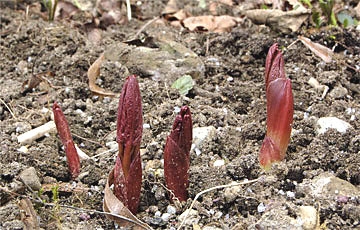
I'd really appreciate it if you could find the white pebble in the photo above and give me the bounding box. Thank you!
[213,159,225,167]
[317,117,352,134]
[161,213,171,222]
[167,205,176,215]
[286,191,295,198]
[257,203,266,213]
[154,211,161,218]
[17,146,29,153]
[174,106,181,113]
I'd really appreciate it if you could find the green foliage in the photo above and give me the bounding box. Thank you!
[319,0,338,26]
[312,11,322,28]
[43,0,58,21]
[171,75,194,96]
[51,185,59,202]
[261,4,269,10]
[51,185,62,227]
[300,0,312,8]
[337,12,359,28]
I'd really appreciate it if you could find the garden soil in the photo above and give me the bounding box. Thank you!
[0,1,359,229]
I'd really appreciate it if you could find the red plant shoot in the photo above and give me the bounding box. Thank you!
[113,75,143,214]
[164,106,192,202]
[53,102,81,179]
[259,43,294,169]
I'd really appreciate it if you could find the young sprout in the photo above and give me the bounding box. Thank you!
[113,75,143,214]
[53,102,80,179]
[164,106,192,202]
[259,43,294,169]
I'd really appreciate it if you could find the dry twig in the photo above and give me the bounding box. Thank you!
[177,177,260,229]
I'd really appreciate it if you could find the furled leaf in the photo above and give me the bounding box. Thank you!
[53,102,81,179]
[164,106,192,201]
[259,44,294,169]
[114,75,143,214]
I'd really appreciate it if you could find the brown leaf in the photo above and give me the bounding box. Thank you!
[244,4,310,33]
[103,169,152,229]
[298,36,333,63]
[55,1,79,20]
[209,0,234,15]
[162,0,179,15]
[87,54,117,97]
[18,198,40,230]
[182,15,240,32]
[22,71,55,95]
[355,2,360,18]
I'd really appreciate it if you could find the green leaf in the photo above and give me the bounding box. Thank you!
[337,12,356,28]
[312,11,321,28]
[171,75,194,96]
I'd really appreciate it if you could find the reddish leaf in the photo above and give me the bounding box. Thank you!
[113,75,143,214]
[259,44,294,169]
[164,106,192,202]
[53,102,80,179]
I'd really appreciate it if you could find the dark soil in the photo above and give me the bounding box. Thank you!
[1,1,359,229]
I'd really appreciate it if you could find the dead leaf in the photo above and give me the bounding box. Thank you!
[162,0,179,15]
[355,2,360,18]
[87,54,117,97]
[55,1,79,20]
[18,198,40,230]
[103,169,152,229]
[244,3,310,33]
[96,0,124,27]
[168,9,190,21]
[22,71,55,95]
[298,36,333,63]
[209,0,234,15]
[182,15,241,32]
[218,0,233,6]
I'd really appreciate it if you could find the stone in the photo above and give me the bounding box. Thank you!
[316,117,352,134]
[178,209,199,226]
[223,182,242,203]
[104,38,204,83]
[297,172,360,199]
[191,126,216,155]
[329,85,348,99]
[297,206,318,230]
[19,167,41,191]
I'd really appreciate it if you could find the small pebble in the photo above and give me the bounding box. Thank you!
[213,159,225,167]
[19,167,41,191]
[317,117,352,134]
[154,211,161,218]
[329,85,348,99]
[17,146,28,153]
[257,203,266,213]
[79,213,91,221]
[161,213,171,222]
[336,195,349,204]
[286,191,295,198]
[167,205,176,215]
[15,122,32,134]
